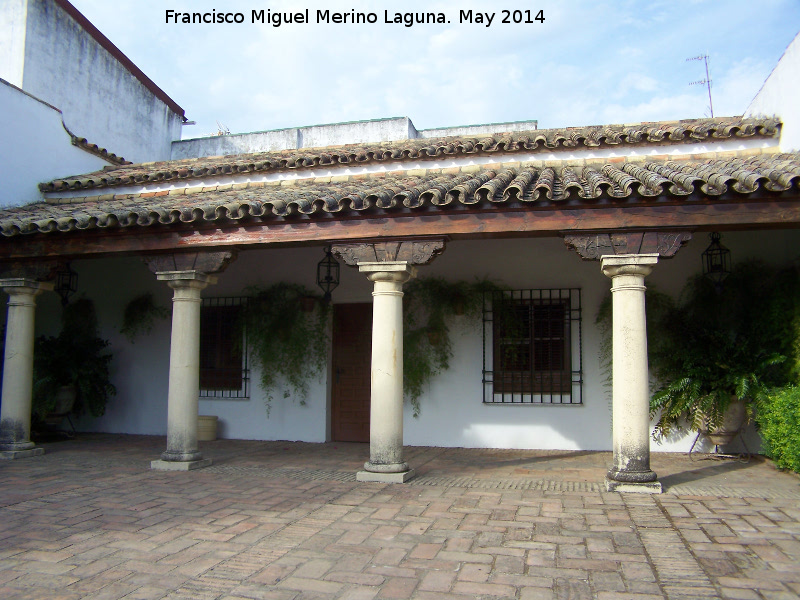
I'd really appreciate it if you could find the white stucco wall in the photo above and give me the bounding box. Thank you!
[171,117,542,160]
[0,79,110,207]
[46,229,800,452]
[746,32,800,151]
[419,120,538,138]
[1,0,183,163]
[0,0,27,88]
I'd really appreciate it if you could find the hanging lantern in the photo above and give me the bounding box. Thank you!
[55,262,78,306]
[702,232,731,290]
[317,245,340,303]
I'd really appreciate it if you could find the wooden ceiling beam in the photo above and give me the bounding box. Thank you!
[0,199,798,260]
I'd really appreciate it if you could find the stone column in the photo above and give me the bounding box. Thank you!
[357,263,415,483]
[145,251,235,471]
[151,271,216,471]
[601,254,662,493]
[332,240,446,484]
[0,279,53,459]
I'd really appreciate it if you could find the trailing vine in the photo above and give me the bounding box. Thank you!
[120,292,169,343]
[403,277,505,416]
[242,283,329,415]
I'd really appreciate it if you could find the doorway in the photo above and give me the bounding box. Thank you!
[331,303,372,442]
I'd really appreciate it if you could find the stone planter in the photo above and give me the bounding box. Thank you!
[43,385,76,426]
[198,415,218,441]
[703,398,747,446]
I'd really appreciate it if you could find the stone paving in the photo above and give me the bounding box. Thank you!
[1,434,799,600]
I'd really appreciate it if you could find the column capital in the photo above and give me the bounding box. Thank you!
[0,279,54,295]
[601,254,659,279]
[358,262,416,284]
[155,270,217,289]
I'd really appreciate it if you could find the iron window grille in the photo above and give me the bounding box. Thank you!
[483,288,583,405]
[199,296,249,399]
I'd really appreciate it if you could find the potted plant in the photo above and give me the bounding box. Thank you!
[33,297,116,422]
[597,260,798,445]
[646,261,795,442]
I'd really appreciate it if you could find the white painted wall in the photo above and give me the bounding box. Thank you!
[0,0,182,163]
[0,0,27,87]
[171,117,541,160]
[0,79,109,207]
[419,120,538,138]
[746,32,800,151]
[51,229,800,452]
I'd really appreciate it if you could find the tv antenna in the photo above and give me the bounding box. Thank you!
[687,54,714,117]
[215,121,231,136]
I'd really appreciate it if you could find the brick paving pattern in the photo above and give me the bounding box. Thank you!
[1,434,798,599]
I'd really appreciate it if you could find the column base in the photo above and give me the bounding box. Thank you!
[363,460,409,473]
[357,469,415,483]
[151,458,212,471]
[161,450,203,462]
[0,447,44,460]
[605,477,662,494]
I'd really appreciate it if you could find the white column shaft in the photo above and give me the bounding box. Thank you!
[158,274,213,462]
[0,280,51,454]
[359,263,414,474]
[601,255,659,486]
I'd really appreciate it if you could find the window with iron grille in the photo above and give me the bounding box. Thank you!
[483,289,582,404]
[199,297,249,398]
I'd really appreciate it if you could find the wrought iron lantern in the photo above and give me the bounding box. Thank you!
[55,262,78,306]
[317,245,340,303]
[702,232,731,290]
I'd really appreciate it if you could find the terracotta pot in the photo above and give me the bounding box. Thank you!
[301,296,317,312]
[426,330,443,346]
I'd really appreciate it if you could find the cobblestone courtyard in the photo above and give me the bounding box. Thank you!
[1,434,799,599]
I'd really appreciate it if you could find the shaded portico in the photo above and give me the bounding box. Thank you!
[0,117,798,490]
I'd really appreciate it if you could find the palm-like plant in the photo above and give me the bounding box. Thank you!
[33,298,116,419]
[647,261,794,440]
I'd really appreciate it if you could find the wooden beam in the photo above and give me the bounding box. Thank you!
[1,200,799,260]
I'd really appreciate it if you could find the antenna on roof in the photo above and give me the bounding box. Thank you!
[215,121,231,136]
[687,54,714,118]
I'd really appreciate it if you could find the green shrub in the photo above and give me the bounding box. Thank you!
[756,386,800,473]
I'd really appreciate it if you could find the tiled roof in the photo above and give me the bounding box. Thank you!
[4,154,799,238]
[70,135,130,165]
[40,117,779,192]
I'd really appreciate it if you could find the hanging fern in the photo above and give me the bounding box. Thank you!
[120,292,169,342]
[403,277,506,416]
[242,283,329,415]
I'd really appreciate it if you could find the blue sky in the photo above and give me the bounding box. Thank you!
[69,0,800,139]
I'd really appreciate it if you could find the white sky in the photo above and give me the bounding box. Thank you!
[69,0,800,139]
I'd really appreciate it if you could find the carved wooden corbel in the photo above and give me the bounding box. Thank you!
[564,231,691,260]
[143,250,238,275]
[332,239,446,266]
[0,260,60,282]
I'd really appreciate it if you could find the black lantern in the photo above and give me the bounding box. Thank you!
[702,232,731,290]
[317,245,340,303]
[55,262,78,306]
